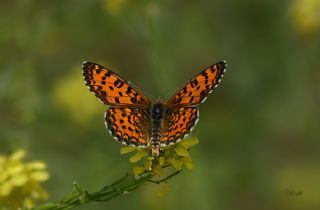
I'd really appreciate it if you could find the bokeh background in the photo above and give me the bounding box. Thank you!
[1,0,320,209]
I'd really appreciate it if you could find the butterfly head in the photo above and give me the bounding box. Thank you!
[151,101,166,120]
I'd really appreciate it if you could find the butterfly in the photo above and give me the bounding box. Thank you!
[82,61,227,156]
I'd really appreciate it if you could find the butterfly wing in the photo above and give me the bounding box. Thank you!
[83,61,152,146]
[161,107,198,145]
[166,61,226,106]
[161,61,227,144]
[82,61,151,107]
[105,107,150,146]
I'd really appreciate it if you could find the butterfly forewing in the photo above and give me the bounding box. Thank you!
[82,62,151,107]
[167,61,226,106]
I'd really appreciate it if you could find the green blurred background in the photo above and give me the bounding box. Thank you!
[1,0,320,209]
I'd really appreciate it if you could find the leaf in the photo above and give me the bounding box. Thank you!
[129,150,146,163]
[133,167,145,176]
[168,158,183,171]
[144,159,153,170]
[175,146,190,156]
[182,156,194,170]
[120,146,137,154]
[177,138,199,148]
[159,157,165,166]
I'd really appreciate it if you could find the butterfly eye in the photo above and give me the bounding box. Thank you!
[155,108,161,114]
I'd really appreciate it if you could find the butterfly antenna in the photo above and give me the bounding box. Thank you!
[141,88,157,101]
[129,81,156,101]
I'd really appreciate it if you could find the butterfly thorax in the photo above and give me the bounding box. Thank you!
[150,101,166,156]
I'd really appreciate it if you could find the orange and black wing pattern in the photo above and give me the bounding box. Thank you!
[105,107,150,146]
[83,61,152,146]
[83,60,227,149]
[82,61,151,107]
[167,61,226,106]
[161,107,198,145]
[161,61,227,145]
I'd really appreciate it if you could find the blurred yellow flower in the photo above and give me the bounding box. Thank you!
[103,0,127,16]
[146,2,160,19]
[289,0,320,35]
[155,183,170,197]
[0,149,49,209]
[53,66,104,124]
[121,138,199,176]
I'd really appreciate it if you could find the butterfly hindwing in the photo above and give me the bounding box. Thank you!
[82,62,151,106]
[167,61,226,106]
[105,107,150,146]
[161,107,198,145]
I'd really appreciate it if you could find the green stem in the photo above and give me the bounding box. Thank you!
[33,170,181,210]
[147,170,182,184]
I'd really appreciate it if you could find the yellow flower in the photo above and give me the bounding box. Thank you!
[289,0,320,35]
[156,183,170,197]
[103,0,127,16]
[0,149,49,209]
[53,66,104,124]
[120,138,199,176]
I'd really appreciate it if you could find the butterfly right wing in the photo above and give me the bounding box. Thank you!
[82,61,151,107]
[161,61,227,145]
[105,107,151,147]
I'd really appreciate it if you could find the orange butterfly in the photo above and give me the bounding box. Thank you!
[82,61,227,156]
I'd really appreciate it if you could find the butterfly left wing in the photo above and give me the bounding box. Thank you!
[83,61,152,147]
[82,61,151,107]
[166,61,226,106]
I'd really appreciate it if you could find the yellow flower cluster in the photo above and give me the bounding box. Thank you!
[0,149,49,209]
[120,138,199,176]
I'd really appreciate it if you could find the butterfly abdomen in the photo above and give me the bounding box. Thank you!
[150,102,166,155]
